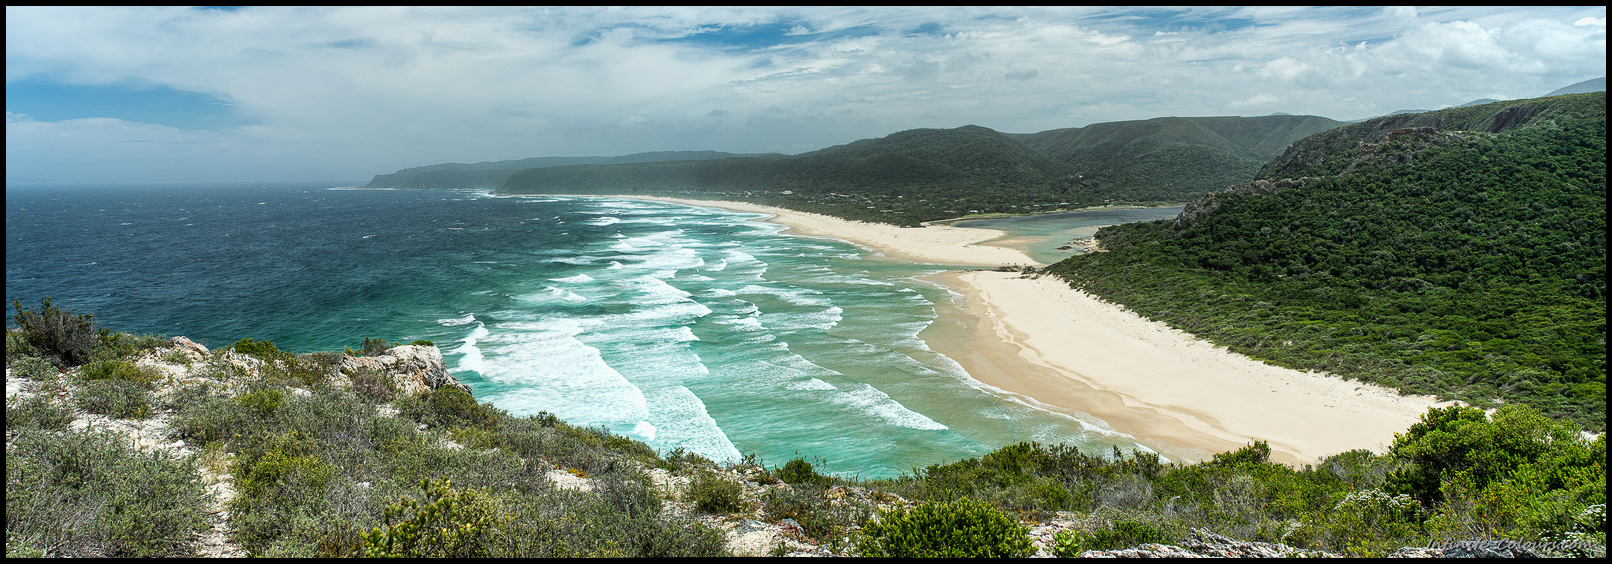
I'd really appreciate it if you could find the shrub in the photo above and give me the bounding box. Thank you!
[235,388,285,418]
[660,447,716,473]
[7,428,208,557]
[1051,519,1178,556]
[11,298,102,367]
[686,471,748,515]
[408,340,434,347]
[427,386,492,428]
[778,457,829,486]
[6,329,40,364]
[348,366,397,402]
[353,478,508,557]
[230,338,283,360]
[6,394,76,432]
[7,355,57,380]
[855,497,1034,558]
[76,359,160,389]
[762,482,875,541]
[171,389,256,444]
[74,379,153,419]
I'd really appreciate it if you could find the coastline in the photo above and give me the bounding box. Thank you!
[598,195,1041,267]
[591,194,1453,465]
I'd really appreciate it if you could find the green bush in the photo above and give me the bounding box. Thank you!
[7,355,57,380]
[1051,519,1178,556]
[6,394,76,432]
[171,388,256,444]
[426,386,492,428]
[6,428,208,557]
[408,340,434,347]
[235,388,285,418]
[686,471,747,515]
[74,379,153,419]
[6,329,40,364]
[348,366,397,402]
[11,298,102,367]
[762,482,874,541]
[230,338,283,359]
[778,457,828,486]
[855,497,1034,558]
[354,478,508,557]
[76,359,160,388]
[659,447,716,472]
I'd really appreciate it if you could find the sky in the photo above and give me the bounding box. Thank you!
[6,6,1606,186]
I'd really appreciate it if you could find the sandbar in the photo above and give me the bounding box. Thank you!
[590,195,1453,465]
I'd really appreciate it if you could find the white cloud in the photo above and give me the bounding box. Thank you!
[5,5,1606,183]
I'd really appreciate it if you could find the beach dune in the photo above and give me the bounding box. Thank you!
[602,195,1453,465]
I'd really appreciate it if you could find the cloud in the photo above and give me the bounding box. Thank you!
[5,6,1606,184]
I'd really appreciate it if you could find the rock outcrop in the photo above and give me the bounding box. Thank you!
[336,344,471,397]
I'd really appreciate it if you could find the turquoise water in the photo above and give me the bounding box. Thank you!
[6,184,1172,478]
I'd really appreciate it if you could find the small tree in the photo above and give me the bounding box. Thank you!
[11,298,102,367]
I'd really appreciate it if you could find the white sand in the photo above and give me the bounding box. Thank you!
[950,271,1457,465]
[587,195,1452,465]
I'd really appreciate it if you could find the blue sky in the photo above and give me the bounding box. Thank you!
[6,6,1605,185]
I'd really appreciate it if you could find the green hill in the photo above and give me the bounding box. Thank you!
[1007,115,1344,203]
[1046,92,1606,429]
[364,151,765,190]
[496,125,1086,226]
[367,116,1345,226]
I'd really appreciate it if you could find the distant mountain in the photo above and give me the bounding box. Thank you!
[1546,76,1606,96]
[1360,77,1605,122]
[496,125,1081,225]
[489,116,1346,225]
[364,151,770,189]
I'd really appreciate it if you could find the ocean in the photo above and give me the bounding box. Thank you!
[6,182,1179,478]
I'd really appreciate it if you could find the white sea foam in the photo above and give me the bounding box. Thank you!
[838,383,949,431]
[632,421,658,442]
[641,386,742,463]
[450,322,490,376]
[549,273,595,283]
[585,216,621,226]
[476,320,650,430]
[437,313,476,326]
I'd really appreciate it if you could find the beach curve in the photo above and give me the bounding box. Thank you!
[585,194,1455,465]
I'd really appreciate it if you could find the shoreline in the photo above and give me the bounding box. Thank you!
[586,195,1041,267]
[587,194,1453,465]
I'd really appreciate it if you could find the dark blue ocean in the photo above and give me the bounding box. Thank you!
[6,183,1170,477]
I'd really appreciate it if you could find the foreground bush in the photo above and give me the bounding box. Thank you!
[11,298,102,367]
[6,428,209,557]
[855,497,1034,558]
[354,478,506,557]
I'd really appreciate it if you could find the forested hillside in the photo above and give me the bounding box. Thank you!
[365,151,763,190]
[354,116,1342,225]
[1048,93,1606,429]
[1007,115,1343,203]
[494,117,1343,226]
[497,126,1085,226]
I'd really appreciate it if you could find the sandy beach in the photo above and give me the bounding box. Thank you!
[601,195,1453,465]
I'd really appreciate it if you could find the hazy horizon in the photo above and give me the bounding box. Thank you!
[7,6,1606,186]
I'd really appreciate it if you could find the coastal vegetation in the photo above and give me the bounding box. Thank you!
[1047,93,1606,429]
[6,300,1605,557]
